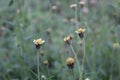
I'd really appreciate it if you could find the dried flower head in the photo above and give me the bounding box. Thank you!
[70,4,77,10]
[113,43,119,49]
[64,36,73,45]
[33,38,45,49]
[79,1,85,8]
[43,60,49,66]
[66,57,75,69]
[75,28,86,38]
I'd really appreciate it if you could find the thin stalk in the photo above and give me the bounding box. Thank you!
[37,50,40,80]
[109,49,114,80]
[92,47,96,74]
[82,38,86,67]
[116,49,120,78]
[46,66,51,80]
[70,44,82,80]
[71,69,75,80]
[115,26,120,78]
[74,0,78,29]
[75,8,78,29]
[15,0,24,56]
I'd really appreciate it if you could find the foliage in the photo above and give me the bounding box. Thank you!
[0,0,120,80]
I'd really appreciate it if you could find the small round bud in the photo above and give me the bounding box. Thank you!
[40,50,44,56]
[43,60,49,66]
[46,28,51,36]
[113,43,119,49]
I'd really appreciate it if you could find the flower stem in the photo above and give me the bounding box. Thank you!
[71,69,75,80]
[109,49,114,80]
[46,66,51,80]
[75,7,78,29]
[82,38,86,67]
[37,50,40,80]
[70,44,82,80]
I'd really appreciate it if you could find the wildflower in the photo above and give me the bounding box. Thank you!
[70,4,77,10]
[43,60,49,66]
[113,43,119,49]
[33,38,45,49]
[41,75,46,80]
[64,36,73,45]
[79,1,85,8]
[66,57,75,69]
[75,28,86,38]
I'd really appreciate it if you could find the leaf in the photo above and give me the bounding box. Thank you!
[9,0,14,6]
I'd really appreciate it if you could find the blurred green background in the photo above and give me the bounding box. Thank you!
[0,0,120,80]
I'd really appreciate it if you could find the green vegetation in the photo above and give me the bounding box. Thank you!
[0,0,120,80]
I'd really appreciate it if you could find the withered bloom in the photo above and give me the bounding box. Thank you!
[75,28,86,38]
[66,57,75,69]
[79,1,85,8]
[33,38,45,49]
[70,4,77,10]
[64,35,73,45]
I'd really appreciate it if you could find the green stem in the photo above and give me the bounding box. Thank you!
[82,38,86,67]
[15,1,23,56]
[74,0,78,29]
[109,49,113,80]
[71,69,75,80]
[37,50,40,80]
[75,7,78,29]
[47,66,51,80]
[70,44,82,80]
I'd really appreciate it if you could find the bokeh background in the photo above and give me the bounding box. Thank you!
[0,0,120,80]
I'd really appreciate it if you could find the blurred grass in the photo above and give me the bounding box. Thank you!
[0,0,120,80]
